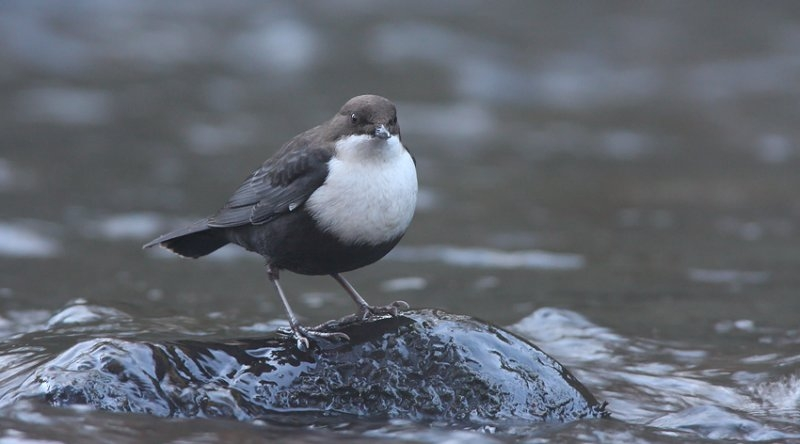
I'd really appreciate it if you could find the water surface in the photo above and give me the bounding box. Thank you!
[1,1,800,442]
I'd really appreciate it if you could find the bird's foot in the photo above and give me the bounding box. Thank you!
[360,299,410,319]
[340,300,409,324]
[279,324,350,351]
[311,301,411,331]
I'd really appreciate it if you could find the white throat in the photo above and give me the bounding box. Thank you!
[305,134,418,246]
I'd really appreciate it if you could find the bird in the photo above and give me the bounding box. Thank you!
[144,95,418,349]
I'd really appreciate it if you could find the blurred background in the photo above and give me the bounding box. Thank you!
[1,1,800,442]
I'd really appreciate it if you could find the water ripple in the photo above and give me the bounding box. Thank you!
[0,223,61,258]
[511,308,800,441]
[388,245,584,270]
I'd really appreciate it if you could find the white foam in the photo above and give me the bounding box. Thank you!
[94,212,163,240]
[687,268,770,285]
[388,245,584,270]
[380,277,427,292]
[0,223,61,258]
[15,87,112,125]
[229,19,319,74]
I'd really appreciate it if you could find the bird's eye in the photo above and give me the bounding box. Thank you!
[350,113,358,123]
[389,116,397,125]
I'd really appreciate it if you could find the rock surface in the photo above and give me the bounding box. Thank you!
[14,309,608,424]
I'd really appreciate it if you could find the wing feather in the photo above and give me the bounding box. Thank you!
[208,135,331,228]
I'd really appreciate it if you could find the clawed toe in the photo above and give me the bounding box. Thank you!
[390,300,410,311]
[294,334,310,351]
[356,300,410,320]
[279,325,351,351]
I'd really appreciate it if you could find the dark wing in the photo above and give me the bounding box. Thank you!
[208,135,332,228]
[405,143,416,165]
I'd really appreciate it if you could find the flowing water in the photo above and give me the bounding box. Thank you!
[1,1,800,442]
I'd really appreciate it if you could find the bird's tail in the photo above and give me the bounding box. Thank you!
[143,218,229,258]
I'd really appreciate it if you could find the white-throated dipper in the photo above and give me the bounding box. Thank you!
[144,95,417,349]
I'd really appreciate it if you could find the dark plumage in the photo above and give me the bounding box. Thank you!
[144,95,418,349]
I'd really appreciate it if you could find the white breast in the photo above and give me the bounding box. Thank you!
[305,134,418,246]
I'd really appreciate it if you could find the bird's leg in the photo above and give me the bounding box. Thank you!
[330,273,410,322]
[266,264,349,350]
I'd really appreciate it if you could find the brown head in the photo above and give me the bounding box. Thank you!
[328,95,400,141]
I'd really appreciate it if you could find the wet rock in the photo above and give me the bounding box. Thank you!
[14,309,608,424]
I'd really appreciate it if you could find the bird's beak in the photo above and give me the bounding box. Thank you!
[373,124,390,140]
